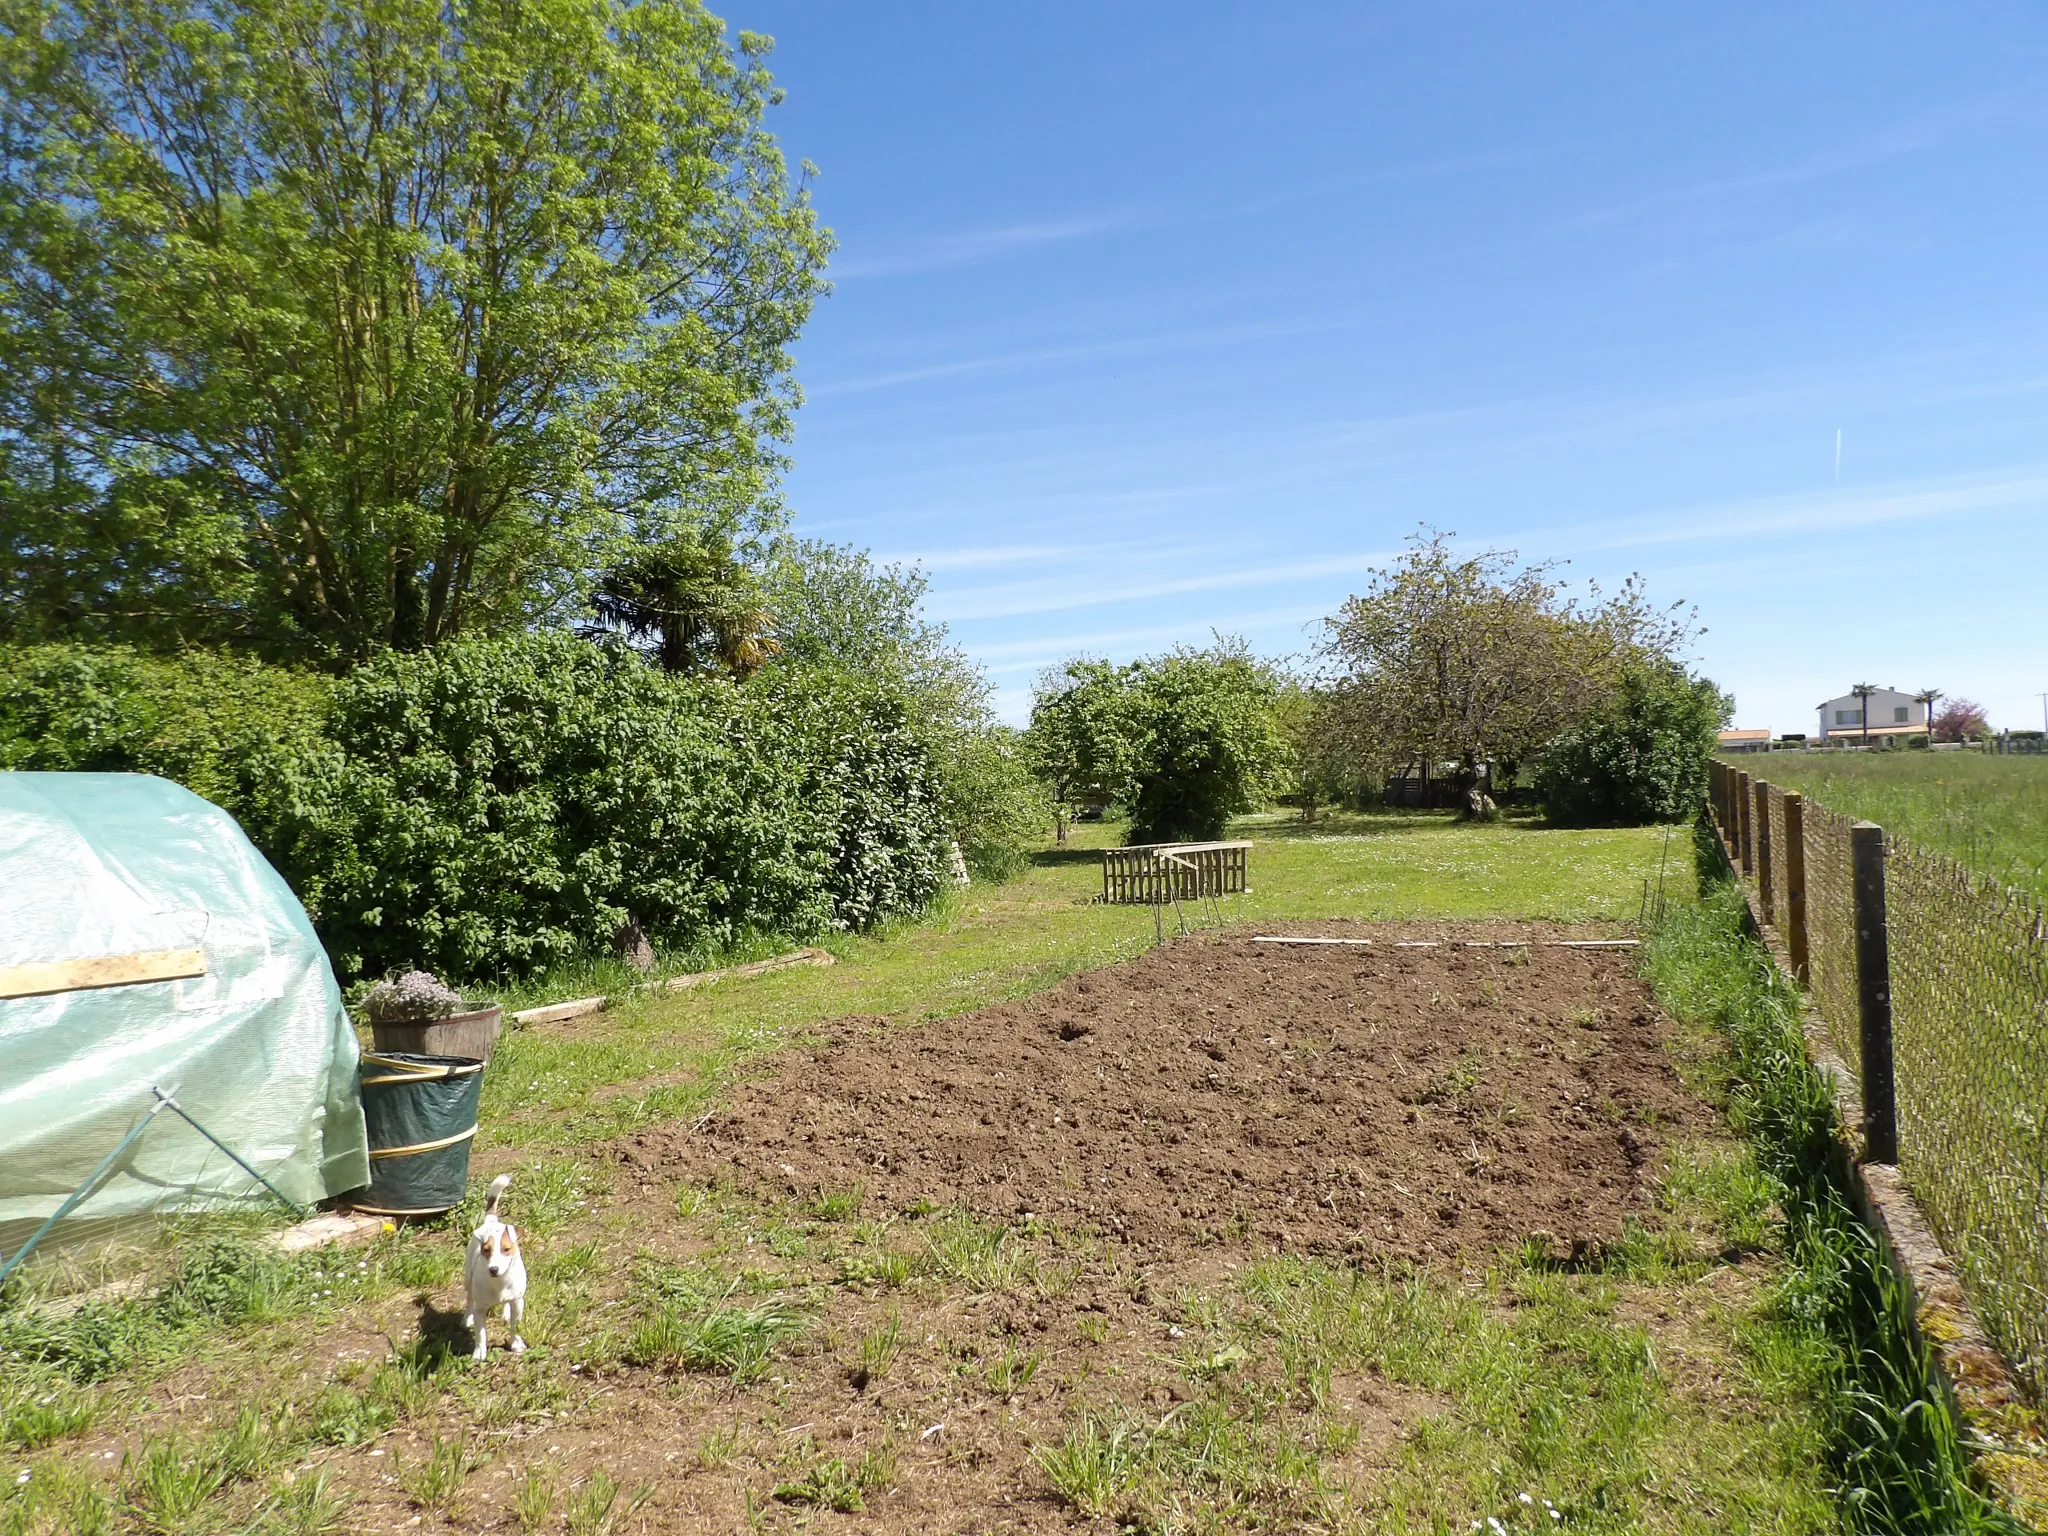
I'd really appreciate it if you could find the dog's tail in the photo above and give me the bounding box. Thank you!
[484,1173,512,1217]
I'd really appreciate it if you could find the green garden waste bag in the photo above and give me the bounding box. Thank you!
[0,774,369,1256]
[355,1053,484,1216]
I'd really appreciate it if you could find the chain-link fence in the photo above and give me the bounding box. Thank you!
[1886,836,2048,1401]
[1799,794,1862,1077]
[1710,760,2048,1405]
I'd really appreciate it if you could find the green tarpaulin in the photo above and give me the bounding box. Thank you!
[0,773,368,1253]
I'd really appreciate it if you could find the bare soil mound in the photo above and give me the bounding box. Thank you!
[618,923,1709,1262]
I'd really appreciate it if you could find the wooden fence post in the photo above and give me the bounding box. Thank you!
[1736,771,1755,875]
[1754,779,1774,915]
[1851,821,1898,1163]
[1783,792,1809,985]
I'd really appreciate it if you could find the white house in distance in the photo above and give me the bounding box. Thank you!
[1815,685,1928,743]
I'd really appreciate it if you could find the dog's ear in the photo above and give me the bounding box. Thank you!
[501,1224,519,1253]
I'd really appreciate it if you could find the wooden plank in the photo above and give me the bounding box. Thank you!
[0,948,207,1000]
[506,947,838,1028]
[508,995,607,1027]
[658,946,836,991]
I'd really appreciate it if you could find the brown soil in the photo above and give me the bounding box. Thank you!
[620,921,1708,1264]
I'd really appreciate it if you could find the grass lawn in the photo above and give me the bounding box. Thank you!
[3,811,1860,1536]
[1745,751,2048,901]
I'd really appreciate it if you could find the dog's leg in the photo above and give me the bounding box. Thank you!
[470,1312,488,1361]
[507,1295,527,1353]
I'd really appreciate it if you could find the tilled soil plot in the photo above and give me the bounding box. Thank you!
[621,922,1709,1262]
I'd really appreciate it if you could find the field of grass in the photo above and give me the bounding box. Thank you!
[1746,751,2048,901]
[0,810,1914,1536]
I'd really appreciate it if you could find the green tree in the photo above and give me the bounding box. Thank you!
[0,0,828,662]
[1025,643,1287,845]
[585,529,779,677]
[1024,659,1142,841]
[1275,682,1376,821]
[1124,643,1288,843]
[762,540,1044,878]
[1319,527,1696,794]
[1536,663,1731,826]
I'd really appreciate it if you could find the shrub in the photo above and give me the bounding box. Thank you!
[1026,642,1288,845]
[0,636,948,981]
[1124,644,1288,844]
[1537,664,1729,826]
[0,642,330,838]
[935,726,1050,880]
[284,633,947,978]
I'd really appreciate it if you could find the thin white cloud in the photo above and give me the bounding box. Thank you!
[933,549,1400,622]
[1573,94,2029,230]
[877,540,1150,572]
[968,603,1330,669]
[829,211,1147,280]
[1572,469,2048,554]
[810,318,1320,397]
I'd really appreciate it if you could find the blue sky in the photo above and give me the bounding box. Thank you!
[724,2,2048,733]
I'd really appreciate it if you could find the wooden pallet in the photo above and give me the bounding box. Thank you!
[1101,841,1252,906]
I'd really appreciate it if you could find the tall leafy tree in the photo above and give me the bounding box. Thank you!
[1025,658,1142,841]
[761,539,1046,878]
[1319,527,1696,790]
[1026,642,1287,845]
[0,0,828,661]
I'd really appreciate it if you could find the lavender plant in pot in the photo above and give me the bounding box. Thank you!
[362,969,503,1063]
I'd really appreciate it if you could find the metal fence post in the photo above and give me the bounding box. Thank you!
[1736,770,1755,875]
[1783,792,1809,986]
[1754,779,1774,915]
[1851,821,1898,1163]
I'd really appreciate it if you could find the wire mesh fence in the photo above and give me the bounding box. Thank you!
[1884,836,2048,1401]
[1764,786,1787,932]
[1799,795,1863,1078]
[1710,759,2048,1405]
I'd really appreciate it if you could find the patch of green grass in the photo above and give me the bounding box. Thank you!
[985,1344,1042,1395]
[807,1183,867,1221]
[1750,751,2048,899]
[118,1408,280,1534]
[565,1469,645,1536]
[1641,838,2031,1533]
[401,1433,475,1513]
[920,1213,1035,1292]
[1034,1410,1149,1519]
[772,1449,895,1513]
[254,1468,349,1536]
[624,1282,808,1383]
[1,1460,114,1536]
[0,1380,96,1451]
[857,1315,903,1380]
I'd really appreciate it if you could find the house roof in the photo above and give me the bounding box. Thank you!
[1717,729,1771,742]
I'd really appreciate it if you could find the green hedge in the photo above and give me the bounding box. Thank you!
[1537,663,1729,826]
[0,637,947,980]
[0,642,331,834]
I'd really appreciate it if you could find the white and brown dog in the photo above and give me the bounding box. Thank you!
[464,1173,528,1360]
